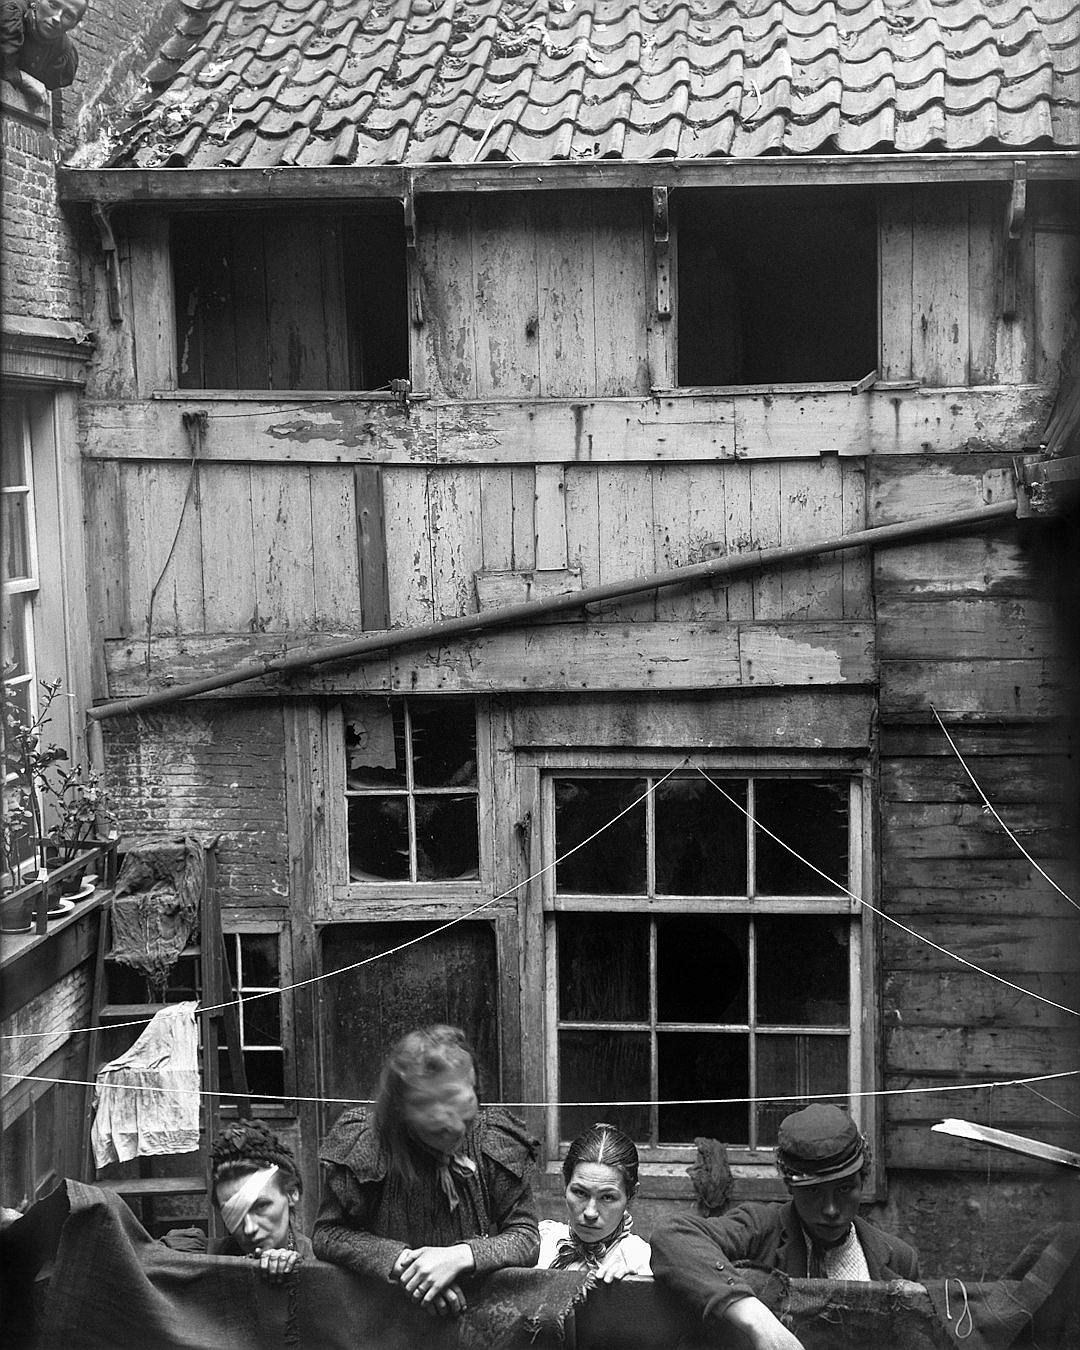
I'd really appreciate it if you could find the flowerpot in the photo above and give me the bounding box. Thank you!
[0,885,35,933]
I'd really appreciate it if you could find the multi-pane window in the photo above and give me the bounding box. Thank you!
[344,697,479,883]
[1,399,40,877]
[107,930,287,1102]
[546,772,865,1157]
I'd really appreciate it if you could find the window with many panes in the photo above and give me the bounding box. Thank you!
[343,697,479,884]
[1,398,40,878]
[545,769,868,1160]
[106,929,288,1104]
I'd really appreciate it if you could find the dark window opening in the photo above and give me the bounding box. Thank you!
[320,921,499,1124]
[172,210,409,391]
[676,188,877,386]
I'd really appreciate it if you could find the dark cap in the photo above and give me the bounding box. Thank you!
[775,1104,865,1187]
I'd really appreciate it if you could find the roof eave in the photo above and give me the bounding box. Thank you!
[57,151,1080,206]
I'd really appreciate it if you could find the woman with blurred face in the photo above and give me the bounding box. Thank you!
[538,1123,652,1281]
[313,1025,540,1318]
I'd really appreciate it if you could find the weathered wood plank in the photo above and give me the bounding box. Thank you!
[81,387,1054,465]
[428,468,483,620]
[868,452,1021,526]
[884,1082,1080,1125]
[128,216,176,396]
[200,463,257,632]
[473,193,539,398]
[599,467,655,621]
[475,569,582,612]
[511,690,874,750]
[778,458,844,620]
[912,184,970,385]
[537,194,596,397]
[1034,226,1080,382]
[885,1026,1078,1077]
[382,469,434,626]
[355,463,390,631]
[723,462,755,621]
[478,468,514,572]
[265,214,332,389]
[881,755,1075,805]
[310,466,362,630]
[250,465,316,630]
[879,658,1068,720]
[879,186,913,381]
[840,458,870,620]
[883,971,1079,1029]
[886,1124,1078,1173]
[882,854,1078,895]
[967,183,1036,385]
[651,464,728,622]
[876,597,1061,660]
[510,466,535,570]
[124,462,204,637]
[563,464,600,583]
[739,623,874,687]
[84,459,129,653]
[881,918,1079,972]
[103,621,876,697]
[878,722,1076,758]
[884,800,1072,859]
[883,880,1080,920]
[534,465,568,571]
[749,462,782,619]
[592,192,650,397]
[418,194,477,399]
[873,535,1041,598]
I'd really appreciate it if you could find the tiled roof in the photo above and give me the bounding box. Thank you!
[103,0,1080,168]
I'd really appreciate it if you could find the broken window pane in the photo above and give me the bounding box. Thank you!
[658,1032,749,1144]
[415,796,479,880]
[558,914,649,1022]
[755,1034,848,1145]
[559,1030,650,1144]
[756,917,849,1026]
[411,700,477,788]
[657,915,748,1024]
[345,700,406,788]
[655,778,747,894]
[555,778,646,894]
[239,932,280,989]
[348,796,409,880]
[755,780,848,895]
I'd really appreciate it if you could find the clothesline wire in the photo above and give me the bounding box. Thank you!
[696,769,1080,1020]
[1019,1081,1080,1119]
[1,761,689,1042]
[929,705,1078,912]
[3,1067,1077,1111]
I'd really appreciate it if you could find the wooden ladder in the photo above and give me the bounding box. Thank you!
[81,844,250,1237]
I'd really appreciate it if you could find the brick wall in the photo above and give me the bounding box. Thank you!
[1,0,180,322]
[1,967,93,1082]
[104,702,291,908]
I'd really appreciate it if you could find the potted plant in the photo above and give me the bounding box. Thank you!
[1,671,117,931]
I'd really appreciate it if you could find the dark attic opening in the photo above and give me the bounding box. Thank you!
[170,207,409,392]
[675,186,878,387]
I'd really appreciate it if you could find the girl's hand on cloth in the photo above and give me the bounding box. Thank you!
[396,1244,475,1314]
[254,1246,301,1284]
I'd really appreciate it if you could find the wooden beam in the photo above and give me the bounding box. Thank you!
[81,385,1054,465]
[103,620,876,698]
[56,153,1080,205]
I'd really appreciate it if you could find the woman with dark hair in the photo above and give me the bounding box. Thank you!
[313,1025,540,1318]
[538,1123,652,1280]
[210,1119,311,1282]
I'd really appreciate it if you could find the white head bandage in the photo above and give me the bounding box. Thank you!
[219,1165,279,1236]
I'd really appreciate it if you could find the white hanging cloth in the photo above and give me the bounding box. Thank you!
[91,1001,201,1169]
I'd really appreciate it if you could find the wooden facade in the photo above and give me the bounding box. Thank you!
[4,158,1077,1274]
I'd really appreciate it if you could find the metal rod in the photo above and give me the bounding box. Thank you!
[89,499,1017,721]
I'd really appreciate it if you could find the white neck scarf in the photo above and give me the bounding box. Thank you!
[219,1166,279,1236]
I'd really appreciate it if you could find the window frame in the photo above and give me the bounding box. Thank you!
[669,186,881,393]
[534,749,878,1191]
[327,696,492,916]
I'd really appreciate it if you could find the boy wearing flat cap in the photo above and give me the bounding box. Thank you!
[651,1104,920,1350]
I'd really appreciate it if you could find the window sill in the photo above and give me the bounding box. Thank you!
[150,389,428,403]
[651,380,921,397]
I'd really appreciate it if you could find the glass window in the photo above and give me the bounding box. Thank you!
[344,697,479,883]
[548,771,862,1155]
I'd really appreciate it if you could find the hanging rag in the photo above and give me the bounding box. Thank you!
[108,834,212,990]
[91,1001,201,1169]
